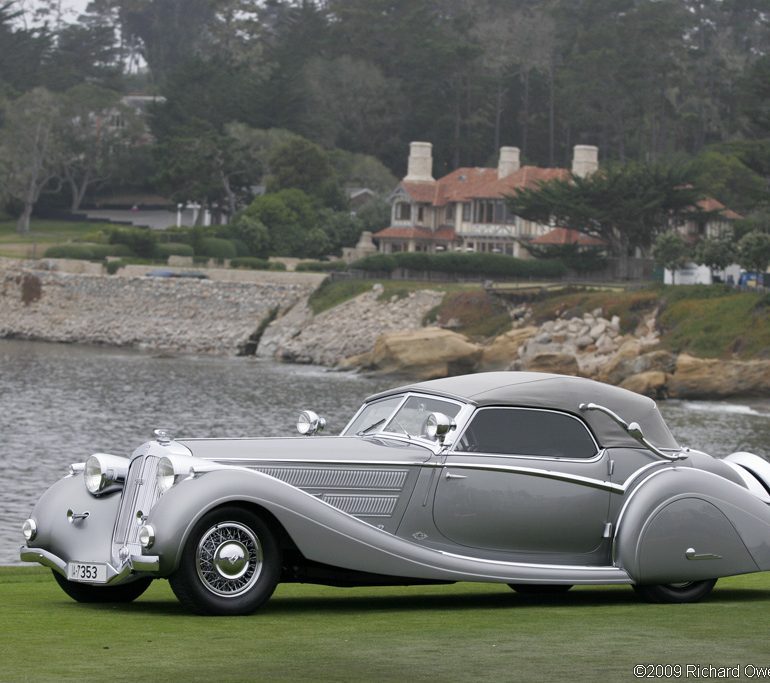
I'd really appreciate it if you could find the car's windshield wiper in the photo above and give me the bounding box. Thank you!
[357,418,386,435]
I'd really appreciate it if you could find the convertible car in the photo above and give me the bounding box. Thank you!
[20,371,770,615]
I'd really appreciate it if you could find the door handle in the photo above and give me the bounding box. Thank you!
[445,472,467,480]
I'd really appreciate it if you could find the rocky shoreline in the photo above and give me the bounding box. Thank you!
[2,260,769,400]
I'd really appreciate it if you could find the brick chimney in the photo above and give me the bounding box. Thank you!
[404,142,434,182]
[572,145,599,178]
[497,146,521,179]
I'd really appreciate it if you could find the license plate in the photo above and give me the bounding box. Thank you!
[67,562,107,583]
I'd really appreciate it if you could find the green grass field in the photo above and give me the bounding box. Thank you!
[0,220,116,258]
[1,567,769,682]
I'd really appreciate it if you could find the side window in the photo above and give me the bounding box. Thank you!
[457,408,597,459]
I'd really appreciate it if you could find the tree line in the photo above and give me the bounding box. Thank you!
[0,0,768,255]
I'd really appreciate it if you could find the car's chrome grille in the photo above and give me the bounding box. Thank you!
[111,455,162,565]
[251,466,408,491]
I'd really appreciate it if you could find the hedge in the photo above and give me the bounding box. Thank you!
[230,257,287,271]
[295,260,347,272]
[349,252,567,278]
[196,237,238,259]
[154,242,195,258]
[43,243,134,260]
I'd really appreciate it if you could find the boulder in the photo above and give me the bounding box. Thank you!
[520,352,580,376]
[478,326,538,371]
[668,354,770,399]
[598,344,676,386]
[365,327,482,380]
[620,371,669,399]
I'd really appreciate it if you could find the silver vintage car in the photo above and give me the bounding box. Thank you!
[20,371,770,615]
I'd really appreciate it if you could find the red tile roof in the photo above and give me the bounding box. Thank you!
[400,166,569,206]
[530,227,606,246]
[696,197,742,221]
[373,226,456,241]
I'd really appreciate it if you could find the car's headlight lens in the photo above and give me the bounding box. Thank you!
[84,454,129,495]
[157,457,175,494]
[138,524,155,549]
[22,518,37,542]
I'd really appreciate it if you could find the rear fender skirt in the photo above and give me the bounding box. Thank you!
[148,469,630,585]
[614,467,770,582]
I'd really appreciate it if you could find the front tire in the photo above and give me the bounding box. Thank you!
[169,506,281,616]
[52,571,152,603]
[633,578,717,604]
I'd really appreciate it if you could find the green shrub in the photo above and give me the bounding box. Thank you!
[295,260,347,272]
[230,257,271,270]
[108,227,157,258]
[105,259,125,275]
[349,254,397,272]
[197,237,238,259]
[350,252,566,278]
[154,242,195,258]
[229,257,288,271]
[43,243,133,260]
[229,238,251,257]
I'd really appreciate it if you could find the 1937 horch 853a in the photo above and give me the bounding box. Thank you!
[20,372,770,615]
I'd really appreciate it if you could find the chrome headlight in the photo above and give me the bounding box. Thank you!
[84,453,129,495]
[297,410,327,436]
[22,518,37,542]
[423,412,456,442]
[156,457,176,494]
[138,524,155,549]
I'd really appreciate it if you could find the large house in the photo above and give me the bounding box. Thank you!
[374,142,600,258]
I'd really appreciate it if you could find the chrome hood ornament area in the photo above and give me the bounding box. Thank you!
[18,371,770,615]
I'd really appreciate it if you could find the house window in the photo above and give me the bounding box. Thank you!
[445,205,454,222]
[396,202,411,221]
[462,203,471,221]
[417,206,424,222]
[474,200,495,224]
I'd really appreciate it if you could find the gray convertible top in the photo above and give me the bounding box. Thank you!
[369,371,679,449]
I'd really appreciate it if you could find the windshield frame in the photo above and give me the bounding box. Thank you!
[341,392,468,447]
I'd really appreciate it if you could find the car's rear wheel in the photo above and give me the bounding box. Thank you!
[633,578,717,603]
[508,584,573,595]
[169,506,281,616]
[52,571,152,603]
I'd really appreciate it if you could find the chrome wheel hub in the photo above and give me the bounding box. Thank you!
[196,522,263,597]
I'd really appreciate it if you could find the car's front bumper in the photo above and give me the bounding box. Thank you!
[19,545,160,583]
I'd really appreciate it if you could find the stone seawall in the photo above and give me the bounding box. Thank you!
[0,263,320,355]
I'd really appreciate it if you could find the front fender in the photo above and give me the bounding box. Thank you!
[23,473,121,569]
[614,467,770,583]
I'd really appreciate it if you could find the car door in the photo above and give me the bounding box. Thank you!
[432,407,612,556]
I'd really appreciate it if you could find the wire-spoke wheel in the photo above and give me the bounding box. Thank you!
[633,578,717,604]
[170,506,281,616]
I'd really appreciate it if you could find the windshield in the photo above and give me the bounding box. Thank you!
[344,394,463,440]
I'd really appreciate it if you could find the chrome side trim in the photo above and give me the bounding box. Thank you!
[214,457,674,496]
[436,549,632,582]
[441,462,624,493]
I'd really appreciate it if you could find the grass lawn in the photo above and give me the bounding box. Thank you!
[0,220,115,258]
[1,567,769,682]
